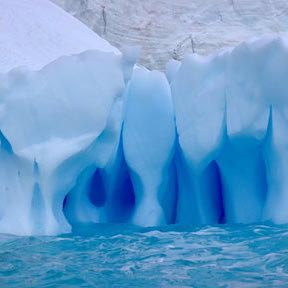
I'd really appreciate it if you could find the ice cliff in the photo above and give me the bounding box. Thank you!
[51,0,288,70]
[2,0,288,235]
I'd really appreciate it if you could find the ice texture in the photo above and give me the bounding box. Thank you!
[1,34,288,235]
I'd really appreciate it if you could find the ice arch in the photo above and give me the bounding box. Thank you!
[0,49,135,235]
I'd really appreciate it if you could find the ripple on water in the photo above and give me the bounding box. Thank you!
[0,224,288,287]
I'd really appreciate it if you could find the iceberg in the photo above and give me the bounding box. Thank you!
[2,0,288,236]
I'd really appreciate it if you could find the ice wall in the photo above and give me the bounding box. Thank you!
[1,35,288,235]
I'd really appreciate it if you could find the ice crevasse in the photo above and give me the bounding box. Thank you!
[2,34,288,235]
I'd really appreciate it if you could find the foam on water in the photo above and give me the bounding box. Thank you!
[0,224,288,287]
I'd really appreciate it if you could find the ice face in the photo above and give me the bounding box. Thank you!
[52,0,288,71]
[1,35,288,235]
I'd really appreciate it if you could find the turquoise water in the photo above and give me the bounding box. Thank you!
[0,224,288,287]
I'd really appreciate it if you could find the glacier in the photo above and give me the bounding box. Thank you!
[1,35,288,235]
[52,0,288,70]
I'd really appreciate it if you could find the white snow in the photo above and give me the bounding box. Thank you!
[0,0,119,73]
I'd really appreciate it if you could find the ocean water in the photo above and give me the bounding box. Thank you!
[0,224,288,287]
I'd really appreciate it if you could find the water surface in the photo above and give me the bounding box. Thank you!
[0,224,288,287]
